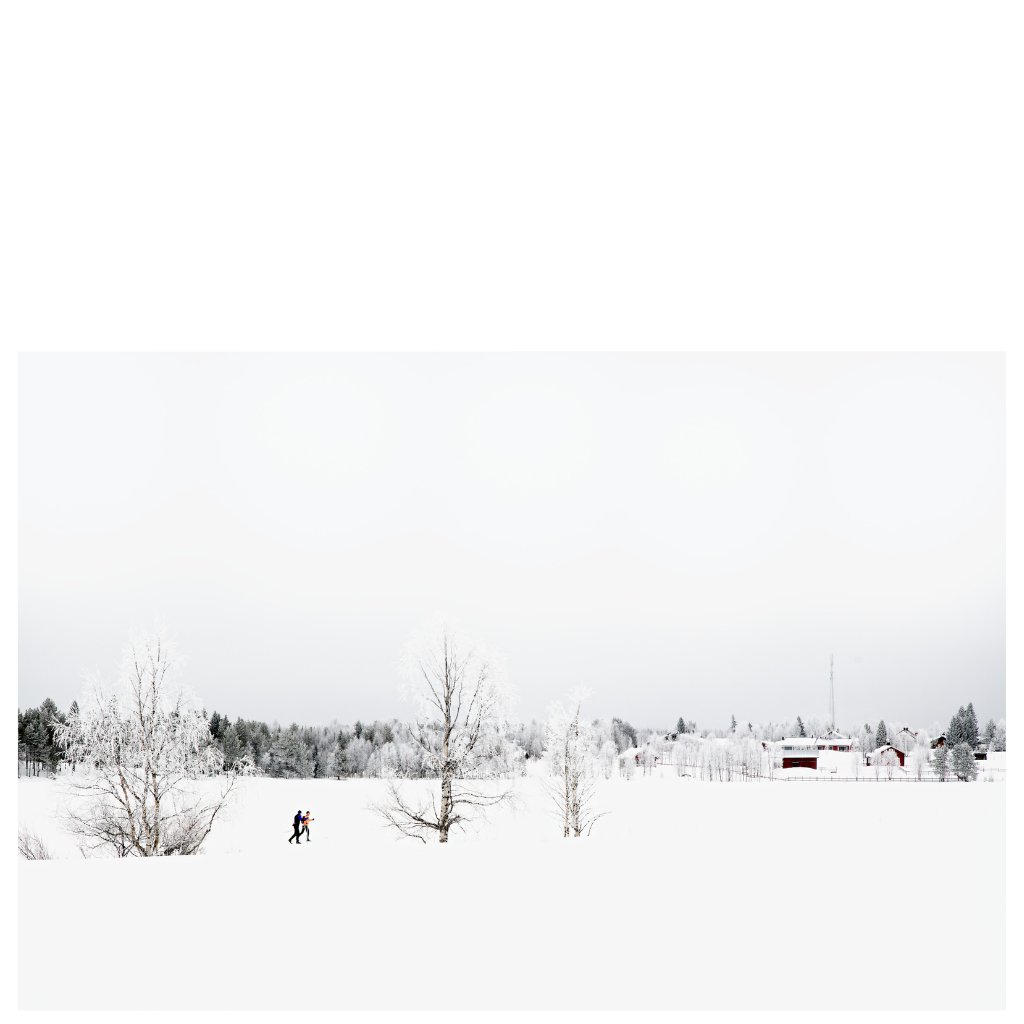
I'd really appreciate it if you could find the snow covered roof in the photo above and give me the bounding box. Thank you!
[779,739,817,751]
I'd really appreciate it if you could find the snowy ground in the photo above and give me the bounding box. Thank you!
[19,767,1005,1010]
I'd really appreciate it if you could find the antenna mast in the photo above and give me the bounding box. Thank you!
[829,654,835,732]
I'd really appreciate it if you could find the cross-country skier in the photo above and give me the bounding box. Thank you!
[289,809,303,844]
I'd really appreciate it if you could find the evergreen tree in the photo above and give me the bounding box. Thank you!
[730,715,737,733]
[39,697,64,772]
[951,742,977,782]
[677,716,685,734]
[933,743,949,781]
[982,719,996,747]
[796,716,805,737]
[209,710,222,740]
[19,708,48,775]
[220,724,242,768]
[992,719,1006,752]
[947,706,970,747]
[875,720,887,749]
[964,703,979,748]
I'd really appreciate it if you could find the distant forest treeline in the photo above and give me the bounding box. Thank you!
[18,698,1004,779]
[17,698,650,779]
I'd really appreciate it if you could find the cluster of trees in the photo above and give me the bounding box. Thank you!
[946,703,979,747]
[201,713,554,781]
[943,702,1006,753]
[18,698,67,776]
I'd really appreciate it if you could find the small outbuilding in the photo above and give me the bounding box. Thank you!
[867,744,905,767]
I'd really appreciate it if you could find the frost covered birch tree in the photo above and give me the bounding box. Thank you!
[375,619,520,843]
[54,624,255,857]
[544,688,606,837]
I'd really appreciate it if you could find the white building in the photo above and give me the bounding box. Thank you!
[779,739,819,769]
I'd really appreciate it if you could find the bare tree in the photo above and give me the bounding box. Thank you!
[53,624,256,858]
[544,688,607,838]
[18,825,54,860]
[375,619,520,843]
[881,748,899,781]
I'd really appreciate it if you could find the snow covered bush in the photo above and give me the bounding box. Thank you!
[933,744,949,782]
[53,624,254,857]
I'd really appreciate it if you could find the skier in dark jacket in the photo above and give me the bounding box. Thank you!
[289,809,303,844]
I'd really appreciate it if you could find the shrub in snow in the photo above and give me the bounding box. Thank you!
[18,825,53,860]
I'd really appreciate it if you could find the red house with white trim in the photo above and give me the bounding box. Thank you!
[779,739,818,769]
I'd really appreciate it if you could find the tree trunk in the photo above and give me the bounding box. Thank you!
[439,703,451,843]
[439,776,450,843]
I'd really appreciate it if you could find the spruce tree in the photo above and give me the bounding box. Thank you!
[796,716,805,737]
[677,717,685,734]
[39,697,63,772]
[875,720,887,749]
[964,703,979,748]
[933,743,949,781]
[730,715,737,733]
[220,724,242,768]
[947,706,967,747]
[951,742,977,782]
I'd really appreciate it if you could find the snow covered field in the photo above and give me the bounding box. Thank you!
[19,769,1005,1010]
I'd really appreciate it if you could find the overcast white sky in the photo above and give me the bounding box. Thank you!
[18,352,1004,731]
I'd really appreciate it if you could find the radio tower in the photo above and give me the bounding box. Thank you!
[829,654,835,732]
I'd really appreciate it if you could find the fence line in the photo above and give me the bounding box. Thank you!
[663,763,1004,782]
